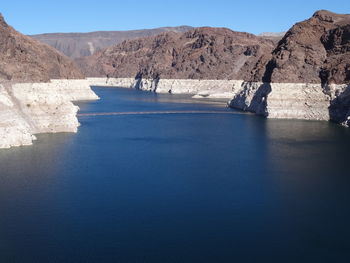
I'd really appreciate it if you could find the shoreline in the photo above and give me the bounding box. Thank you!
[0,79,99,149]
[87,77,350,126]
[1,77,349,149]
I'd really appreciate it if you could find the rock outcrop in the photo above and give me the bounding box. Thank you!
[77,27,275,80]
[229,10,350,126]
[31,26,193,59]
[261,10,350,85]
[0,80,98,149]
[79,11,350,126]
[0,14,84,82]
[0,14,98,149]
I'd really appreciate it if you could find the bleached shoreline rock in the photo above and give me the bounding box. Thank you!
[87,77,135,88]
[87,77,350,126]
[229,82,331,121]
[87,77,243,99]
[0,79,99,149]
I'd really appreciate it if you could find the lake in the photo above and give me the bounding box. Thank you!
[0,87,350,262]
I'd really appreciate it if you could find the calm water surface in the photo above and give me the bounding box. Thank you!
[0,87,350,262]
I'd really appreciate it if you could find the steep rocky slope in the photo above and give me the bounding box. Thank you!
[230,10,350,126]
[77,27,275,80]
[262,10,350,84]
[0,14,98,149]
[31,26,193,59]
[0,14,84,82]
[77,10,350,126]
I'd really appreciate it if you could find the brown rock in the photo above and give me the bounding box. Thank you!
[77,27,275,80]
[0,13,84,83]
[262,10,350,84]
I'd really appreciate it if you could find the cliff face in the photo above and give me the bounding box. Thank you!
[262,10,350,85]
[77,27,275,80]
[78,10,350,126]
[0,14,84,82]
[0,14,98,149]
[30,26,193,59]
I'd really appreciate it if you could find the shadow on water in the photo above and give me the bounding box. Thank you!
[262,118,350,261]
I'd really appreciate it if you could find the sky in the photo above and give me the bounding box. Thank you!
[1,0,350,35]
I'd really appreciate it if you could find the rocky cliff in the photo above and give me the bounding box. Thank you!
[31,26,193,59]
[0,14,98,149]
[261,10,350,85]
[78,10,350,126]
[0,14,84,82]
[229,10,350,126]
[76,27,275,80]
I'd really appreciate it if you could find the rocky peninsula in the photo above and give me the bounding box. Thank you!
[0,14,98,149]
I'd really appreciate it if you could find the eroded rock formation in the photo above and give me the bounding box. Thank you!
[78,11,350,126]
[0,14,84,82]
[0,14,98,149]
[261,10,350,85]
[77,27,275,80]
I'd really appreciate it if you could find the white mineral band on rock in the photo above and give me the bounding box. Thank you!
[0,79,99,149]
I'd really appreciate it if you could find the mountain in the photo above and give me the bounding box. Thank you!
[30,26,193,59]
[76,27,275,80]
[258,32,285,43]
[262,10,350,85]
[0,13,83,82]
[231,10,350,126]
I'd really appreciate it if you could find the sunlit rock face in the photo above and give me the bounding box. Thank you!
[77,27,275,81]
[79,11,350,126]
[0,80,98,149]
[230,10,350,124]
[229,82,331,121]
[0,14,100,149]
[0,14,84,82]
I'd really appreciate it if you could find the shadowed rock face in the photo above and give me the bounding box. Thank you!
[262,10,350,85]
[76,27,275,80]
[0,14,84,82]
[30,26,193,59]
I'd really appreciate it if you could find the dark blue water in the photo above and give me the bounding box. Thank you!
[0,87,350,263]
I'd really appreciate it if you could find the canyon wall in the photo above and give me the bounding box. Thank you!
[0,14,100,149]
[0,80,98,149]
[78,11,350,126]
[86,77,349,127]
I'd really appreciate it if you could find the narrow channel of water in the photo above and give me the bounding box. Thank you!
[0,87,349,262]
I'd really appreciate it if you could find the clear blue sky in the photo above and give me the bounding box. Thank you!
[1,0,350,35]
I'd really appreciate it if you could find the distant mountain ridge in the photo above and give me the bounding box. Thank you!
[258,32,285,42]
[30,26,193,58]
